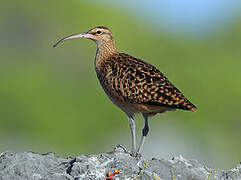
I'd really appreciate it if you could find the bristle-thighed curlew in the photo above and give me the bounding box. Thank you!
[54,26,197,156]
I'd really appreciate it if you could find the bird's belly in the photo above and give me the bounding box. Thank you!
[100,82,170,117]
[97,72,171,116]
[100,83,138,117]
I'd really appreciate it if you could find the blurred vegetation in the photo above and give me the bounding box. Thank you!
[0,0,241,168]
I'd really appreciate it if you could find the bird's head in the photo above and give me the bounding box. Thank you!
[53,26,114,47]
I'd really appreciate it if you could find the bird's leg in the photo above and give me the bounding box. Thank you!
[137,115,149,154]
[128,116,136,156]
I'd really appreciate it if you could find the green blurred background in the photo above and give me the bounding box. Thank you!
[0,0,241,169]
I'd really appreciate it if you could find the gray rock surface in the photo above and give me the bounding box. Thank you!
[0,145,240,180]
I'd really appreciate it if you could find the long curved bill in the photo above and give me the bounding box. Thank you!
[53,33,91,47]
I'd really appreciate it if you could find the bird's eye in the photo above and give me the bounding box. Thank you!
[96,30,102,35]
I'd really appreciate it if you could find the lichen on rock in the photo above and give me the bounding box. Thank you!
[0,146,240,180]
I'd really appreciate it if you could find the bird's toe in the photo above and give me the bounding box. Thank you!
[130,151,142,158]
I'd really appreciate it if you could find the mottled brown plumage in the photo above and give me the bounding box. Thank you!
[96,52,196,117]
[54,26,197,156]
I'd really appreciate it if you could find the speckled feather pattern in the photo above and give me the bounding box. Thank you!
[96,53,196,114]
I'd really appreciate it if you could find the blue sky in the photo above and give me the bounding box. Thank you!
[100,0,241,36]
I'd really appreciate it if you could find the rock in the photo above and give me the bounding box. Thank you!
[0,145,240,180]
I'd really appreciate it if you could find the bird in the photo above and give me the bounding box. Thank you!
[53,26,197,156]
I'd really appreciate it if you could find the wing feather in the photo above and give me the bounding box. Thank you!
[98,53,196,111]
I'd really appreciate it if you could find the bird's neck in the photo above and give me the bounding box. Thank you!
[95,41,118,70]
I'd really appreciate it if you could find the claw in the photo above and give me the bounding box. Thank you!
[130,152,142,158]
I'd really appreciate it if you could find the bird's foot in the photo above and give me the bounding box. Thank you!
[114,144,142,158]
[130,151,142,158]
